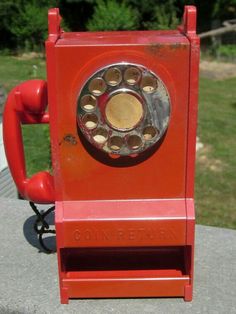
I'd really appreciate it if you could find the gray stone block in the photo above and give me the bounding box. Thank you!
[0,198,235,314]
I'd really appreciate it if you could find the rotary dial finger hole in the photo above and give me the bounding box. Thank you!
[81,94,97,111]
[92,128,108,144]
[82,113,98,130]
[124,67,141,85]
[127,135,143,150]
[143,126,159,141]
[109,136,124,151]
[104,67,122,86]
[141,76,157,93]
[89,77,107,96]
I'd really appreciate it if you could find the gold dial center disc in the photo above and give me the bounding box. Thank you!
[105,93,143,131]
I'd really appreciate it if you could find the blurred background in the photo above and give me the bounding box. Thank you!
[0,0,235,229]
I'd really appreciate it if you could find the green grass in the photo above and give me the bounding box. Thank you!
[0,55,50,175]
[196,77,236,229]
[0,55,235,229]
[0,55,46,90]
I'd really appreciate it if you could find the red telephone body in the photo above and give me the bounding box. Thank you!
[3,6,199,303]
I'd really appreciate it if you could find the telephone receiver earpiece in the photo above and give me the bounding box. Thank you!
[3,80,55,204]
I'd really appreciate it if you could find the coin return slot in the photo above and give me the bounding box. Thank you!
[89,78,107,96]
[82,114,98,130]
[61,247,187,276]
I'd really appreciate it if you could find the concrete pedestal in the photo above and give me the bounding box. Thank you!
[0,198,235,314]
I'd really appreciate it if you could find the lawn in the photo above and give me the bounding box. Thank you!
[196,77,236,229]
[0,55,50,175]
[0,55,235,229]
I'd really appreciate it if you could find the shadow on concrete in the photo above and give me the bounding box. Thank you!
[23,211,56,254]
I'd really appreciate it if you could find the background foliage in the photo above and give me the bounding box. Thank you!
[86,0,139,31]
[0,0,235,51]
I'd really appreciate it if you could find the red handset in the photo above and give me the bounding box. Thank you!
[3,80,54,203]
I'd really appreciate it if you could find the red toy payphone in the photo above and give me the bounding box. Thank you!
[3,6,199,303]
